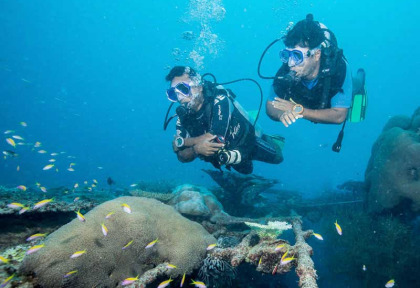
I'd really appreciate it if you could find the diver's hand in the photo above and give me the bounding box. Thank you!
[272,97,294,112]
[279,111,302,127]
[193,134,225,157]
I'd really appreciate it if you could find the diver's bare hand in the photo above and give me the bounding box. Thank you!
[279,111,302,127]
[272,97,294,112]
[193,134,224,156]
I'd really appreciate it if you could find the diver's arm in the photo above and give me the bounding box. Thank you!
[302,107,348,124]
[266,100,285,121]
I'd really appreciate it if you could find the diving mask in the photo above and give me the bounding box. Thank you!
[279,46,320,67]
[166,82,193,102]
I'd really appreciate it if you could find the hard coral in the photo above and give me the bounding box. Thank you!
[365,108,420,212]
[20,197,215,287]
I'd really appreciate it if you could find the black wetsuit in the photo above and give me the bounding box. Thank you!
[176,86,283,174]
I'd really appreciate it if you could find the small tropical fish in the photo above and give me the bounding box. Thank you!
[258,257,262,266]
[26,233,47,241]
[16,142,26,146]
[87,187,92,192]
[275,244,285,251]
[67,167,75,172]
[4,130,14,134]
[20,122,27,127]
[6,138,16,147]
[12,135,24,140]
[190,280,206,288]
[180,273,186,287]
[69,162,76,167]
[48,159,56,162]
[26,244,45,255]
[19,207,29,214]
[70,250,86,259]
[63,270,78,278]
[335,220,342,235]
[121,203,132,214]
[0,273,15,288]
[91,184,96,188]
[93,179,98,184]
[74,197,80,202]
[84,180,88,185]
[38,150,47,154]
[130,183,138,187]
[385,279,395,288]
[122,240,133,250]
[98,166,103,169]
[272,264,278,275]
[0,256,9,263]
[362,265,366,271]
[105,211,115,219]
[101,223,108,236]
[33,198,53,209]
[157,278,173,288]
[280,249,295,266]
[50,152,59,156]
[166,264,177,269]
[40,186,47,193]
[34,142,41,148]
[207,244,217,250]
[121,275,139,286]
[21,78,32,83]
[43,164,54,170]
[76,210,86,222]
[145,238,158,249]
[35,182,41,187]
[17,185,27,191]
[16,165,20,171]
[313,233,324,240]
[74,183,79,189]
[7,202,24,209]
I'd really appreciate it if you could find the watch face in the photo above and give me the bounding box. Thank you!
[293,104,304,114]
[175,137,184,148]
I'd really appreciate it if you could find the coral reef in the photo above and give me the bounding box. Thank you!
[365,108,420,212]
[244,221,292,239]
[19,196,216,287]
[198,255,236,288]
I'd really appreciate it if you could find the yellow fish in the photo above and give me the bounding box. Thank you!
[38,149,47,154]
[76,210,86,222]
[206,244,217,250]
[385,279,395,288]
[122,240,133,250]
[180,273,186,287]
[105,211,115,219]
[145,238,158,249]
[157,278,173,288]
[101,223,108,236]
[93,179,98,184]
[20,122,28,127]
[64,270,78,278]
[121,275,139,286]
[6,138,16,147]
[33,198,53,209]
[67,167,75,172]
[43,164,54,170]
[275,244,285,252]
[335,220,342,235]
[7,202,24,209]
[191,280,207,288]
[0,273,15,287]
[312,233,324,240]
[17,185,27,191]
[26,233,46,241]
[40,186,47,193]
[0,255,9,263]
[70,250,86,259]
[27,244,45,255]
[121,203,132,214]
[74,183,79,189]
[19,207,30,214]
[166,264,177,269]
[258,257,262,266]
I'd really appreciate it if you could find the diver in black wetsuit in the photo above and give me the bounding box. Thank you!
[165,66,284,174]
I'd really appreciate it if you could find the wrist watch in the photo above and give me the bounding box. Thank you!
[174,136,185,148]
[292,104,304,115]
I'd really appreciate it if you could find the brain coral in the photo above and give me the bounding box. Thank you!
[20,196,215,287]
[365,108,420,212]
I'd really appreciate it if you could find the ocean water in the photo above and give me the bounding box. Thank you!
[0,0,419,287]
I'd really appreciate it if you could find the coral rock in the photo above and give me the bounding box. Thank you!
[20,196,215,287]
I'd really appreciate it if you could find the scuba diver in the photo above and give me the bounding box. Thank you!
[165,66,284,174]
[262,14,367,152]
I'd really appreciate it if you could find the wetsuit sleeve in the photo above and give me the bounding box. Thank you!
[330,61,353,108]
[209,95,233,138]
[176,118,188,138]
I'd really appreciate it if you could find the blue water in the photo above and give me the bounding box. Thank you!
[0,0,419,287]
